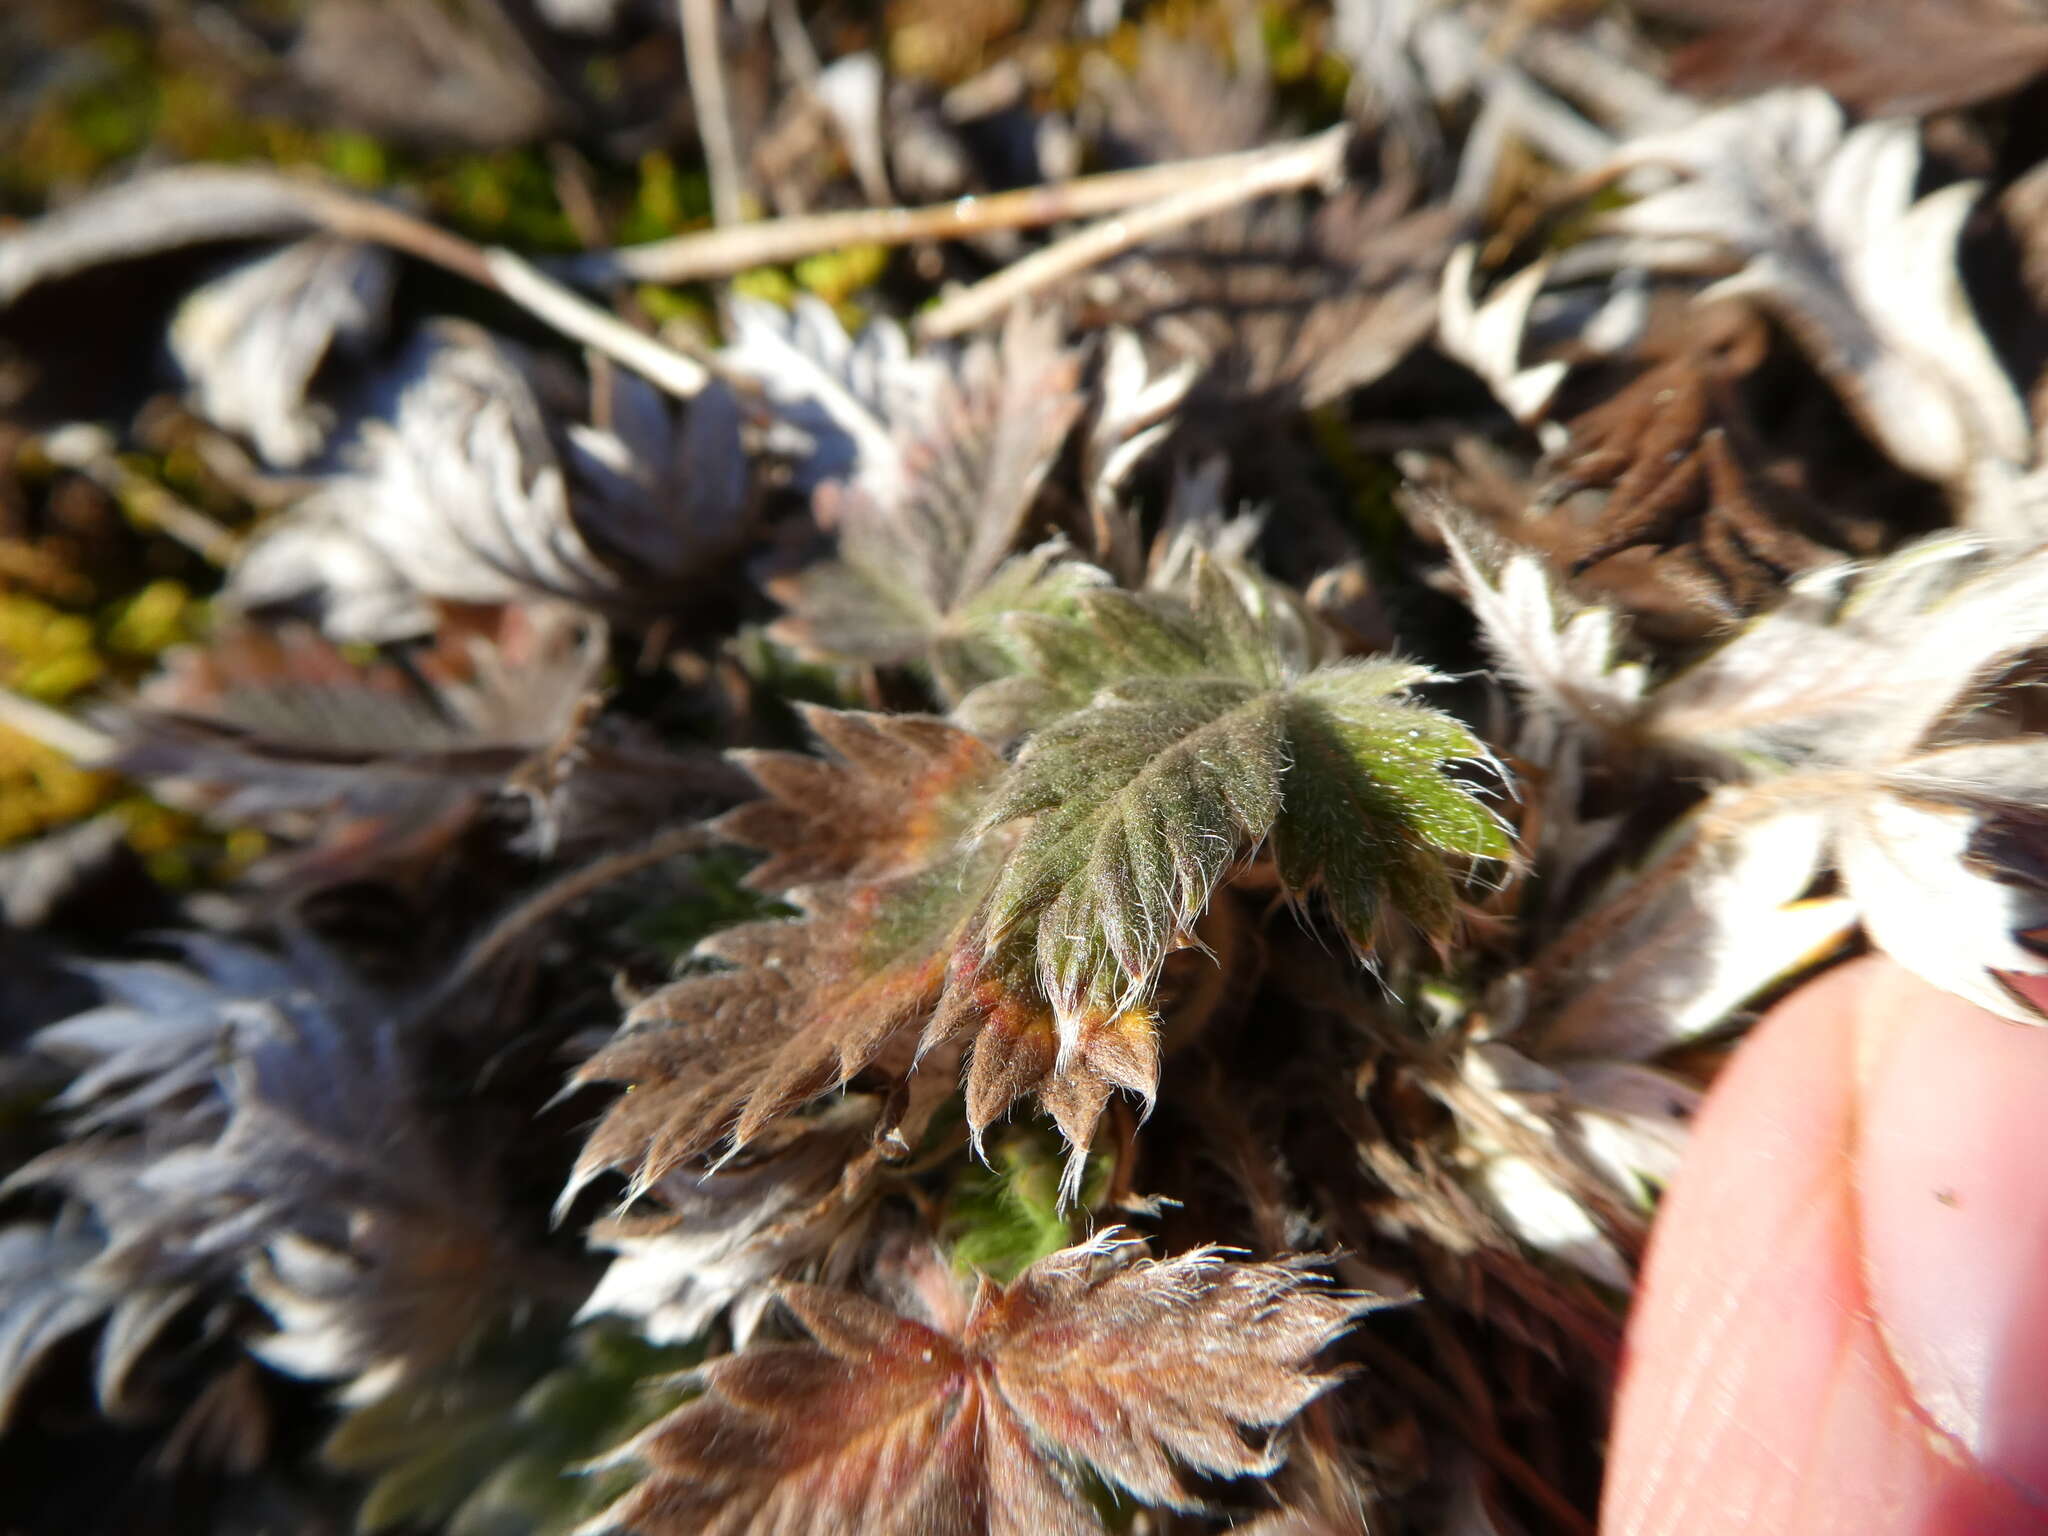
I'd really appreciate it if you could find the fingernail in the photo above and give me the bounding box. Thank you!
[1854,974,2048,1509]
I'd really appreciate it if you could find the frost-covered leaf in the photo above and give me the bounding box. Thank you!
[1083,331,1200,573]
[588,1235,1367,1536]
[564,360,751,583]
[170,237,396,467]
[1600,90,2030,484]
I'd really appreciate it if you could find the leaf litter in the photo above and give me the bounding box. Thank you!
[6,1,2048,1531]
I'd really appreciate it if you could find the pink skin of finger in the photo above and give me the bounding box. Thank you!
[1603,957,2048,1535]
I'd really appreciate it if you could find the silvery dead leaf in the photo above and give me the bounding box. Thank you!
[768,307,1092,698]
[230,323,748,639]
[1437,247,1569,431]
[288,0,558,150]
[25,936,535,1410]
[720,295,944,503]
[170,237,396,468]
[1512,803,1854,1061]
[0,816,133,930]
[0,1208,193,1429]
[1636,0,2048,116]
[1083,330,1199,575]
[1441,527,1649,766]
[1086,185,1456,415]
[1646,535,2048,770]
[1600,90,2031,484]
[1638,537,2048,1021]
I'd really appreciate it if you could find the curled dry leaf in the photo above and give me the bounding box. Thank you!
[588,1233,1370,1536]
[1599,89,2031,486]
[169,237,397,468]
[1536,304,1849,614]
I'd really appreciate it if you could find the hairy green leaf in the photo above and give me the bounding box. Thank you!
[975,563,1508,1032]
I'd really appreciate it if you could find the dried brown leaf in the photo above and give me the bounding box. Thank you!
[1637,0,2048,117]
[108,604,604,893]
[590,1234,1367,1536]
[565,708,1005,1200]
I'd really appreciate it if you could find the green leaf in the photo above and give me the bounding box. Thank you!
[972,561,1508,1033]
[1278,664,1512,948]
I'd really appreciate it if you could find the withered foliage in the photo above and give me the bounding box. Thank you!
[594,1236,1366,1536]
[7,2,2048,1534]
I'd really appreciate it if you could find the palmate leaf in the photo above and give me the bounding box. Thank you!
[972,562,1509,1031]
[565,709,1006,1202]
[587,1234,1369,1536]
[17,936,537,1417]
[105,603,608,894]
[768,308,1092,699]
[574,569,1507,1203]
[231,322,750,642]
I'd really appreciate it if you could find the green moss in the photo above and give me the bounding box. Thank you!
[102,579,205,658]
[793,243,890,308]
[614,151,714,245]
